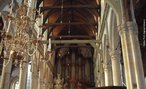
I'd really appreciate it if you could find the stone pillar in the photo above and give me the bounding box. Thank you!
[44,66,53,89]
[118,0,145,88]
[118,21,145,89]
[103,63,112,86]
[118,23,136,89]
[44,69,49,89]
[97,52,105,87]
[0,56,12,89]
[49,73,54,89]
[97,72,104,87]
[127,22,145,89]
[38,61,46,89]
[18,59,28,89]
[30,55,38,89]
[100,71,105,87]
[103,37,113,86]
[110,50,122,86]
[49,51,55,89]
[44,64,48,89]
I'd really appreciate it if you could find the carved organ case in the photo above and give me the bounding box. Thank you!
[54,47,94,88]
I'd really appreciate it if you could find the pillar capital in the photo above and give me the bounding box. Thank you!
[110,50,121,61]
[117,21,138,35]
[127,21,138,34]
[103,62,112,70]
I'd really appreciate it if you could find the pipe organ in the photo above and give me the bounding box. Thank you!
[54,49,94,89]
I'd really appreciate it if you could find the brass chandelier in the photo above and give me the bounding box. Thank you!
[1,0,39,66]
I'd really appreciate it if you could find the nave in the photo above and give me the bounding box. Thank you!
[0,0,146,89]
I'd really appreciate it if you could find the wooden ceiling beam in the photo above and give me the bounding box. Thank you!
[43,22,97,27]
[40,39,99,44]
[40,5,100,12]
[54,45,93,49]
[48,35,95,39]
[42,22,97,32]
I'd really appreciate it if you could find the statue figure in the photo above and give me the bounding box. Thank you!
[54,74,63,89]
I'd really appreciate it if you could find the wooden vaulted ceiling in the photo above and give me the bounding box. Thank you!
[37,0,100,39]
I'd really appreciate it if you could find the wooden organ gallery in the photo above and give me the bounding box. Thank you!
[0,0,146,89]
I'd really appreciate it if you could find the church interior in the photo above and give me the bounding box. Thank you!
[0,0,146,89]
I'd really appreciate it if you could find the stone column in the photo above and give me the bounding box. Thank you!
[118,23,136,89]
[109,11,122,86]
[127,22,145,89]
[103,37,113,86]
[118,0,145,88]
[97,52,105,87]
[100,70,105,87]
[44,64,48,89]
[44,69,49,89]
[18,59,28,89]
[30,54,38,89]
[0,56,12,89]
[49,51,55,89]
[110,50,122,86]
[38,61,46,89]
[103,64,112,86]
[46,71,53,89]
